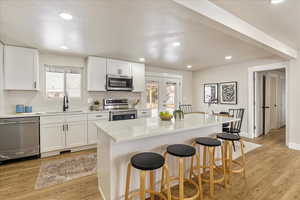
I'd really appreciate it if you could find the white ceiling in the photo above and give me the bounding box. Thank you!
[0,0,278,70]
[211,0,300,50]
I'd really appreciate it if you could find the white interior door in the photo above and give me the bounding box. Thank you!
[279,77,286,127]
[270,76,278,130]
[265,76,271,134]
[254,72,263,137]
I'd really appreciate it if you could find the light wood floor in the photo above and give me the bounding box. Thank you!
[1,128,300,200]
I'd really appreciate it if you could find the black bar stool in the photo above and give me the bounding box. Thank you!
[125,152,171,200]
[191,137,226,197]
[162,144,202,200]
[217,133,246,184]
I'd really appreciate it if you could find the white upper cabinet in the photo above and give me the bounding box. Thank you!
[107,59,131,76]
[131,62,145,92]
[87,56,107,91]
[4,45,39,90]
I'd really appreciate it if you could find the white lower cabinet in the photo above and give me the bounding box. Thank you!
[40,123,65,153]
[40,114,88,154]
[87,112,109,145]
[40,112,109,155]
[65,121,87,148]
[87,121,98,145]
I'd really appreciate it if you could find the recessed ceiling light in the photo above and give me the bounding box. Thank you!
[172,42,181,47]
[270,0,285,4]
[139,58,145,62]
[59,12,73,20]
[225,56,232,60]
[60,45,69,50]
[186,65,192,69]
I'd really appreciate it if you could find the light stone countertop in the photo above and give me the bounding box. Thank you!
[0,108,152,119]
[95,113,239,143]
[0,110,110,119]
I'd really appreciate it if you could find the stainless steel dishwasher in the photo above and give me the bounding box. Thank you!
[0,117,40,163]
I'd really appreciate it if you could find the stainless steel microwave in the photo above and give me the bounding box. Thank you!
[106,74,133,91]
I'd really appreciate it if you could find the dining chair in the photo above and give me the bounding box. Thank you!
[179,104,193,114]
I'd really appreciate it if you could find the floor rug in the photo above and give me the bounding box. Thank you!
[35,153,96,190]
[232,141,261,159]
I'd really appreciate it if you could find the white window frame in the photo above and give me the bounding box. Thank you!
[44,64,83,99]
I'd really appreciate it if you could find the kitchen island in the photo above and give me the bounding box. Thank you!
[96,113,238,200]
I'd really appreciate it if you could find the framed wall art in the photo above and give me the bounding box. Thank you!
[204,83,218,104]
[219,81,238,105]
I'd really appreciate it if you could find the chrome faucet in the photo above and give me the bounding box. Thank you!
[63,95,69,112]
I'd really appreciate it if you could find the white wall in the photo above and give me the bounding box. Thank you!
[192,57,283,136]
[288,55,300,148]
[0,42,4,114]
[145,66,193,105]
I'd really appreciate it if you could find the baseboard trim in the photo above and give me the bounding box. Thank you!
[41,144,97,158]
[288,143,300,150]
[240,131,253,139]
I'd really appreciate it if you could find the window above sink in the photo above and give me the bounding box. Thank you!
[45,65,82,99]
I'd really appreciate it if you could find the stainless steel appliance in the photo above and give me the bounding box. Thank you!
[0,117,40,163]
[106,74,133,91]
[109,109,137,121]
[103,98,137,121]
[103,98,130,110]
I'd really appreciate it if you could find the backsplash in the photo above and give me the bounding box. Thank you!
[1,90,143,114]
[88,91,145,109]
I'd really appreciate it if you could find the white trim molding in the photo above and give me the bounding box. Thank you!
[248,62,289,146]
[288,143,300,151]
[146,71,183,79]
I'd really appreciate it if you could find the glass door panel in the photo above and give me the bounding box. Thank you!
[161,81,178,113]
[146,76,182,117]
[146,80,159,117]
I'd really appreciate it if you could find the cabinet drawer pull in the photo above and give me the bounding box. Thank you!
[96,115,103,118]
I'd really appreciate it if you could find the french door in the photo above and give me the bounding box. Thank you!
[146,75,182,117]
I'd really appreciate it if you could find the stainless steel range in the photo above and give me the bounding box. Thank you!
[103,99,137,121]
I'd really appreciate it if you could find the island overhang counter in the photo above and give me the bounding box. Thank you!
[96,113,238,200]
